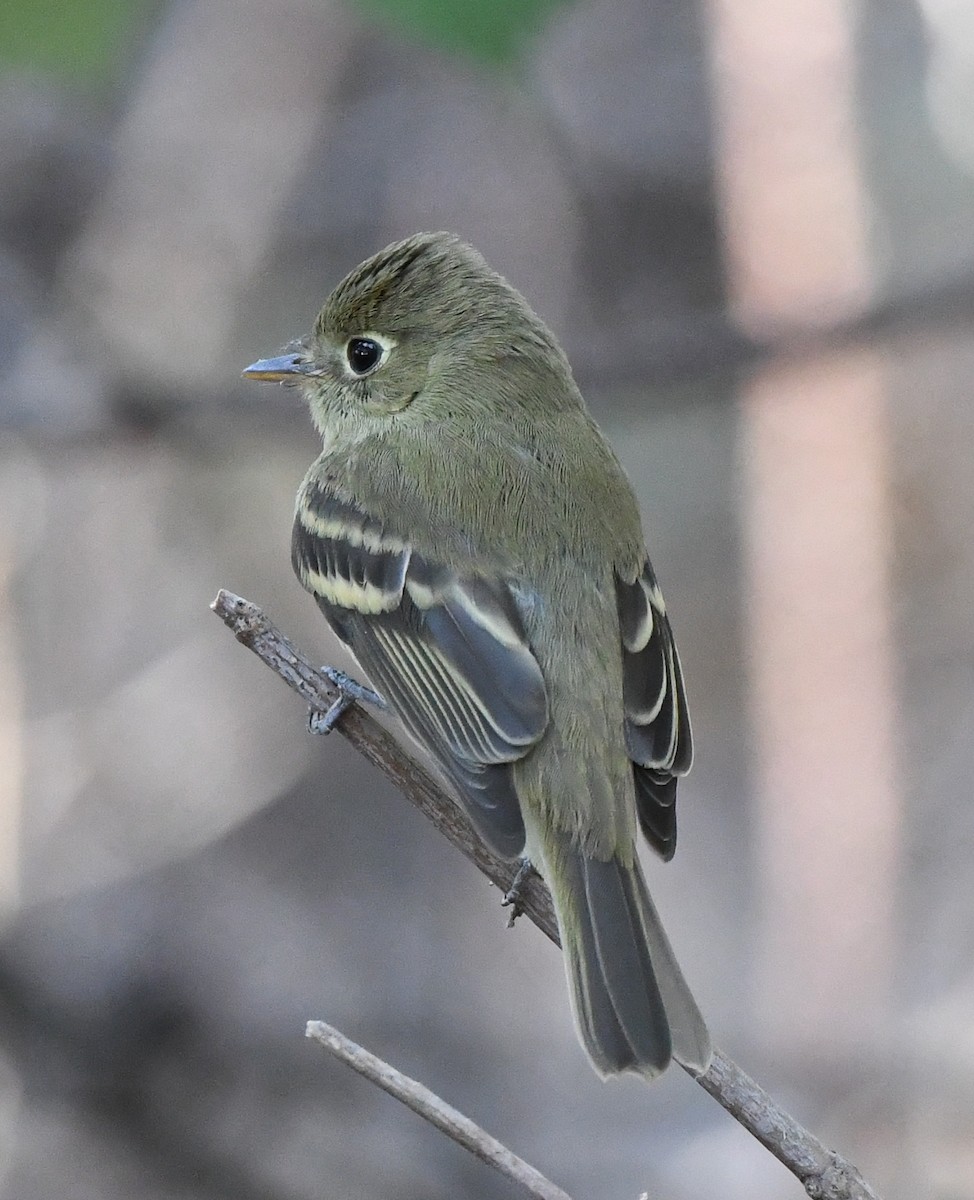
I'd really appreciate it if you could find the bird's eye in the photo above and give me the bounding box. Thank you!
[346,337,384,376]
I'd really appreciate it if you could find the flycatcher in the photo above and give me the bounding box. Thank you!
[244,232,711,1079]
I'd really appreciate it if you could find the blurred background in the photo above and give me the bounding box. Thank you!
[1,0,973,1196]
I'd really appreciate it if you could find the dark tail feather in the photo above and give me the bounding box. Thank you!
[548,835,711,1079]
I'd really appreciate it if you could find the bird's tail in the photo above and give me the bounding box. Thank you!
[543,829,711,1079]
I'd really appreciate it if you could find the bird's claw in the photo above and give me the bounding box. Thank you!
[501,857,537,927]
[308,667,387,734]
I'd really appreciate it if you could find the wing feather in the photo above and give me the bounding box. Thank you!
[616,562,693,861]
[293,480,549,857]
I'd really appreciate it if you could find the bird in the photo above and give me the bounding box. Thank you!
[243,232,711,1079]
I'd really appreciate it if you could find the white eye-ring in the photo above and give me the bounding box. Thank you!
[344,333,395,377]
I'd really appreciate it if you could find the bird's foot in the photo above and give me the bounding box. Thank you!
[308,667,387,734]
[501,857,537,927]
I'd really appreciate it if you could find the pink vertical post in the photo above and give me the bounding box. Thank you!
[708,0,899,1055]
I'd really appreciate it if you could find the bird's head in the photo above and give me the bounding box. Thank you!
[243,232,570,439]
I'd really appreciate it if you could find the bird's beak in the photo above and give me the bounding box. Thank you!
[242,353,315,382]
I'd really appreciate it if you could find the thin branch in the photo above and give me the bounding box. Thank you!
[306,1020,574,1200]
[212,589,883,1200]
[210,589,556,933]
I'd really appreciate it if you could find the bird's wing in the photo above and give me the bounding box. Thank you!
[615,561,693,862]
[292,481,549,858]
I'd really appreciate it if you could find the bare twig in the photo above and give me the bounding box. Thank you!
[210,589,556,932]
[211,589,884,1200]
[306,1020,574,1200]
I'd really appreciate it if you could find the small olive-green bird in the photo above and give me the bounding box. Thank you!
[244,232,711,1079]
